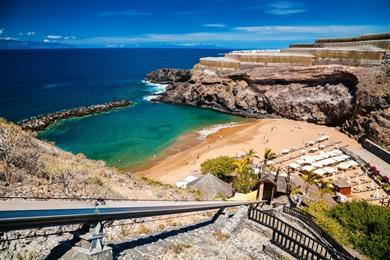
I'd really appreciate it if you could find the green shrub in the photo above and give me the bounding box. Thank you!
[232,166,258,193]
[200,156,236,180]
[329,201,390,260]
[304,200,390,260]
[304,200,349,245]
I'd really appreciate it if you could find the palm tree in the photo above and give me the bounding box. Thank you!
[233,158,248,175]
[261,148,276,174]
[301,170,321,194]
[318,181,334,198]
[263,148,276,165]
[244,148,258,163]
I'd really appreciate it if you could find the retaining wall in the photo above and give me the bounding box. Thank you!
[225,53,315,65]
[362,139,390,164]
[315,33,390,43]
[199,58,240,70]
[314,40,390,50]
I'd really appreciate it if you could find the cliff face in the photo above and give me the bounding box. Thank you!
[147,66,390,149]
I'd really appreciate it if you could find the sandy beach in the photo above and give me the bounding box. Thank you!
[136,119,362,185]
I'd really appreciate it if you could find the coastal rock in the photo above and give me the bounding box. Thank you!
[149,65,390,149]
[18,100,132,131]
[144,68,192,83]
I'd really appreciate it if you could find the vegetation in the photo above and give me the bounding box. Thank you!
[301,170,321,194]
[329,201,390,260]
[318,181,334,198]
[263,148,276,165]
[304,200,349,245]
[200,155,236,180]
[232,158,248,175]
[243,148,259,163]
[304,200,390,260]
[232,165,258,193]
[168,243,192,254]
[212,230,230,241]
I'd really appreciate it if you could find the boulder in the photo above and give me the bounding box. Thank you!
[187,173,234,199]
[144,68,192,83]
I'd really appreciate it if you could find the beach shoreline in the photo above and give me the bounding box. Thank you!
[135,118,362,185]
[130,119,254,173]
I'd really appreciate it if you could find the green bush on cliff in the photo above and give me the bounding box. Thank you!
[329,201,390,260]
[232,166,258,193]
[200,156,236,180]
[303,200,348,245]
[304,200,390,260]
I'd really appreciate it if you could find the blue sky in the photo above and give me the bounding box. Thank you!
[0,0,389,48]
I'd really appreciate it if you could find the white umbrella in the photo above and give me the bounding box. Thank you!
[288,162,301,169]
[302,165,314,172]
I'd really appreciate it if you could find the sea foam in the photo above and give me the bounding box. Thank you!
[197,122,238,140]
[141,80,168,102]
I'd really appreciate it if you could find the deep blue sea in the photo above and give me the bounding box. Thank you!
[0,48,239,169]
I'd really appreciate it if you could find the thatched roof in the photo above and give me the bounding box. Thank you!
[187,174,234,199]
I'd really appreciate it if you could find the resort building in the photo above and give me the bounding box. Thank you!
[332,179,352,196]
[198,33,390,70]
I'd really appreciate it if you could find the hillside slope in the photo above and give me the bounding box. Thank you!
[0,118,198,200]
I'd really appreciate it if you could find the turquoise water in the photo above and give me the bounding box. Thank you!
[0,49,238,169]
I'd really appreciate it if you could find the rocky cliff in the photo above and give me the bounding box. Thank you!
[147,66,390,150]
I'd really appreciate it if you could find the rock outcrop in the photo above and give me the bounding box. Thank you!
[147,65,390,150]
[145,68,192,83]
[18,100,132,131]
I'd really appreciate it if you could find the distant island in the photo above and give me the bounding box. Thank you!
[0,39,73,49]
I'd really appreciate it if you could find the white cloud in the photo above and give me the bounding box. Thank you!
[0,37,17,41]
[43,39,51,42]
[175,11,198,15]
[0,28,4,34]
[64,36,76,40]
[67,24,390,48]
[19,31,36,36]
[266,1,307,15]
[234,25,379,35]
[202,23,227,28]
[47,35,63,39]
[244,1,307,15]
[98,10,149,17]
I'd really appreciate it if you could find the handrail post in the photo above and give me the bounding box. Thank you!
[63,222,113,260]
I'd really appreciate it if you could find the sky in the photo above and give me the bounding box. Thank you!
[0,0,389,49]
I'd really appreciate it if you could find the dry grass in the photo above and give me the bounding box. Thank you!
[167,243,192,254]
[137,223,151,234]
[212,230,230,241]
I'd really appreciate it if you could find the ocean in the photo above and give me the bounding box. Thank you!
[0,48,239,169]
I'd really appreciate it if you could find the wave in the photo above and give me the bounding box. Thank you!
[197,122,238,140]
[141,80,168,102]
[43,83,65,89]
[141,80,168,93]
[142,95,160,102]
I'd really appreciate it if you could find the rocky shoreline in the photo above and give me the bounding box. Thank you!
[18,100,132,131]
[145,65,390,150]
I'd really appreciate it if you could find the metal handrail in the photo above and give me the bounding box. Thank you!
[248,207,333,259]
[0,201,258,232]
[283,206,356,260]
